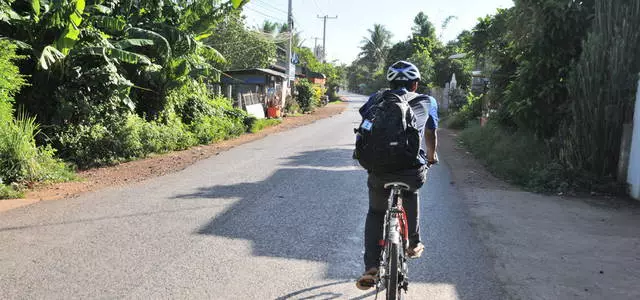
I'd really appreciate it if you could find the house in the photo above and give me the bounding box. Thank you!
[221,68,288,117]
[307,72,326,86]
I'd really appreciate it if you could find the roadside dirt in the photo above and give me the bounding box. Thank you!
[439,127,640,300]
[0,102,348,212]
[438,128,514,191]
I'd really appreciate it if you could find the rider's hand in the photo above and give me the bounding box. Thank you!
[427,152,438,167]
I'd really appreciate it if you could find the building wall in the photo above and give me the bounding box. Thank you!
[627,76,640,200]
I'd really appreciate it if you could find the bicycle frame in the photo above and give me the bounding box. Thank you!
[376,183,410,298]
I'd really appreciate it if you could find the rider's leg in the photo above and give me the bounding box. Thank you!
[402,189,421,246]
[363,172,390,270]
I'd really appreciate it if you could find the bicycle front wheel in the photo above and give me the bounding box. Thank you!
[386,243,401,300]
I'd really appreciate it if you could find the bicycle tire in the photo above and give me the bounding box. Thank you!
[386,243,400,300]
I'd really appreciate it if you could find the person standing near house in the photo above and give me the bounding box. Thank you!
[353,61,439,290]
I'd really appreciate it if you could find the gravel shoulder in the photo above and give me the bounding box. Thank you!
[440,127,640,300]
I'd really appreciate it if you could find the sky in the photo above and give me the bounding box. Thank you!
[242,0,514,65]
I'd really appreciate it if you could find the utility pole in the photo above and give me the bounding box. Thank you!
[313,37,321,60]
[287,0,294,81]
[286,0,294,103]
[317,15,337,63]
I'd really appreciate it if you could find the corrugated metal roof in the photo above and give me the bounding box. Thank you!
[224,68,287,78]
[449,53,468,59]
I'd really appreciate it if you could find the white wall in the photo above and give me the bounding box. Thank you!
[627,76,640,200]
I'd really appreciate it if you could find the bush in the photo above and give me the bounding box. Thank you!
[249,118,282,133]
[295,79,324,112]
[53,79,248,169]
[53,55,134,126]
[0,41,25,124]
[446,91,483,129]
[446,111,474,129]
[459,122,565,192]
[53,113,197,169]
[0,183,22,199]
[1,113,74,184]
[284,95,301,114]
[0,40,73,197]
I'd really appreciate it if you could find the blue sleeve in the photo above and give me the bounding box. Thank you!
[426,96,439,130]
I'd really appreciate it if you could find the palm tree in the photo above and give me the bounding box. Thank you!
[359,24,392,72]
[412,12,436,39]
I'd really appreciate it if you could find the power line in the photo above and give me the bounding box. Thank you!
[254,0,288,14]
[312,0,325,15]
[251,1,287,20]
[244,7,287,23]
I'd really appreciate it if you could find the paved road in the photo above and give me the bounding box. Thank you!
[0,93,505,299]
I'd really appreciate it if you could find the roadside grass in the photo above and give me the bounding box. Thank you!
[459,123,568,193]
[458,123,625,195]
[0,184,23,199]
[249,118,282,133]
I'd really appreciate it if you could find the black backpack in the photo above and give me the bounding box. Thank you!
[354,90,422,173]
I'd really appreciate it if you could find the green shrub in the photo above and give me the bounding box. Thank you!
[284,95,301,114]
[0,41,73,197]
[460,122,571,192]
[53,55,134,126]
[0,41,25,124]
[128,113,196,155]
[312,84,327,106]
[249,118,282,133]
[296,79,322,112]
[53,79,248,169]
[0,183,23,199]
[0,113,74,184]
[54,113,198,169]
[446,91,483,129]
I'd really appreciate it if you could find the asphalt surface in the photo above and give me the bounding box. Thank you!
[0,93,505,299]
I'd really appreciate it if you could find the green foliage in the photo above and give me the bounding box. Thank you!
[293,76,326,111]
[206,12,276,70]
[54,78,248,168]
[562,0,640,179]
[347,12,471,95]
[284,95,300,114]
[460,123,569,192]
[295,79,320,112]
[53,53,135,126]
[53,113,197,168]
[0,183,23,199]
[249,118,281,133]
[295,46,345,101]
[385,40,413,68]
[0,41,73,197]
[0,41,25,123]
[497,1,595,137]
[446,91,483,129]
[1,112,74,185]
[359,24,392,73]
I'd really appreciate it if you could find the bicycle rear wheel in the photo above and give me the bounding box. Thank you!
[386,243,401,300]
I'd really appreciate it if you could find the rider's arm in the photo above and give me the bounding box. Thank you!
[425,128,437,164]
[425,96,439,164]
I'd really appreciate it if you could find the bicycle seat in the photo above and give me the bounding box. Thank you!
[384,182,410,190]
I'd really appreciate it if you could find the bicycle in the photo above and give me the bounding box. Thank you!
[376,182,411,300]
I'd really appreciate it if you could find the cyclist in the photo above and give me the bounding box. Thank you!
[356,61,439,290]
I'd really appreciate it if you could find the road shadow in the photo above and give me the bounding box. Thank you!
[173,148,366,281]
[172,148,502,299]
